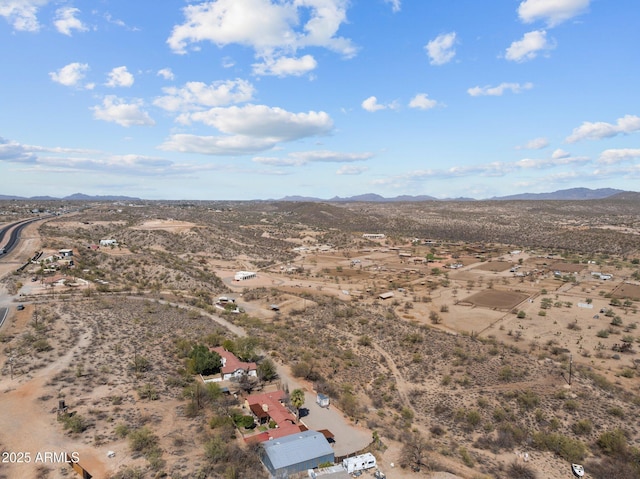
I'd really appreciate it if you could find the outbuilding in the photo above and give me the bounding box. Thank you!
[235,271,257,281]
[261,430,334,478]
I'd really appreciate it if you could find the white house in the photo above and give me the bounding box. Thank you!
[100,239,118,246]
[234,271,256,281]
[210,347,257,382]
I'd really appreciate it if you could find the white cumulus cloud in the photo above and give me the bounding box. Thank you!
[253,150,372,166]
[154,79,255,112]
[160,134,279,156]
[409,93,438,110]
[518,0,590,27]
[551,148,570,159]
[54,7,87,36]
[183,104,332,140]
[517,137,549,150]
[505,30,553,62]
[91,96,155,127]
[385,0,401,13]
[49,62,90,87]
[337,165,368,175]
[167,0,356,62]
[162,104,333,156]
[361,96,396,112]
[157,68,175,80]
[566,115,640,143]
[105,66,134,88]
[467,82,533,97]
[598,148,640,165]
[0,0,48,32]
[252,54,317,77]
[425,32,457,66]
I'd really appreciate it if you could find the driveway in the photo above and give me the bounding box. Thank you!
[275,362,372,457]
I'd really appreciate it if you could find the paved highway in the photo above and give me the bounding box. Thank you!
[0,218,42,256]
[0,307,7,329]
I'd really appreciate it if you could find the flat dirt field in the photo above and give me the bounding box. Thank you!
[463,290,530,310]
[472,261,513,272]
[548,262,586,273]
[611,282,640,300]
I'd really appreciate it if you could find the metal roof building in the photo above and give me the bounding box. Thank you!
[261,430,334,478]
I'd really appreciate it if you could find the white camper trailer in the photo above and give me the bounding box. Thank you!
[342,453,376,473]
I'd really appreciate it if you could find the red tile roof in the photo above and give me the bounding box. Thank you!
[212,347,257,375]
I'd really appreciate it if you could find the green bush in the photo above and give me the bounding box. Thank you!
[128,427,158,454]
[564,400,579,411]
[532,432,587,462]
[571,419,593,435]
[597,429,628,456]
[517,390,540,410]
[59,413,87,433]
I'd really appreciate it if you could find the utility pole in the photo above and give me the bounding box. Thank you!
[9,356,14,380]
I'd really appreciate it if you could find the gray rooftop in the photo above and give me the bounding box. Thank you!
[263,430,333,469]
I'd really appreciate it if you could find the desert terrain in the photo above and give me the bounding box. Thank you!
[1,198,639,479]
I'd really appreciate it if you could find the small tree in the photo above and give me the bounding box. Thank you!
[188,344,222,376]
[290,389,305,419]
[400,431,430,471]
[257,358,278,382]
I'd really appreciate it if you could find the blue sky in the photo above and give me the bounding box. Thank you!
[1,0,639,200]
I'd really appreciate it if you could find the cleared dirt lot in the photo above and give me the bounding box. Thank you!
[463,290,530,310]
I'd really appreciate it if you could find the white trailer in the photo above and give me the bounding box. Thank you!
[342,453,376,473]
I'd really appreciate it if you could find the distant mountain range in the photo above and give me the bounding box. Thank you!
[279,187,634,202]
[0,188,636,202]
[0,193,141,201]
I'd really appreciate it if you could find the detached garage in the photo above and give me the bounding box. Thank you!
[261,430,334,478]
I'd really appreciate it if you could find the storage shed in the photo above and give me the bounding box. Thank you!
[261,430,334,478]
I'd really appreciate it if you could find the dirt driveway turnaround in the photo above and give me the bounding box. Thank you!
[275,362,372,458]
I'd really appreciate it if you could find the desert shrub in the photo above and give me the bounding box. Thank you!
[508,461,538,479]
[109,467,145,479]
[137,383,159,401]
[606,406,625,418]
[532,432,587,462]
[33,339,52,352]
[571,419,593,435]
[204,436,228,463]
[597,429,628,456]
[495,423,527,449]
[564,399,579,412]
[517,390,540,410]
[59,413,87,433]
[128,427,158,454]
[499,366,513,381]
[115,423,130,438]
[459,447,474,467]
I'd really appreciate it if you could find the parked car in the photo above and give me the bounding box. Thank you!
[16,304,25,311]
[374,472,386,479]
